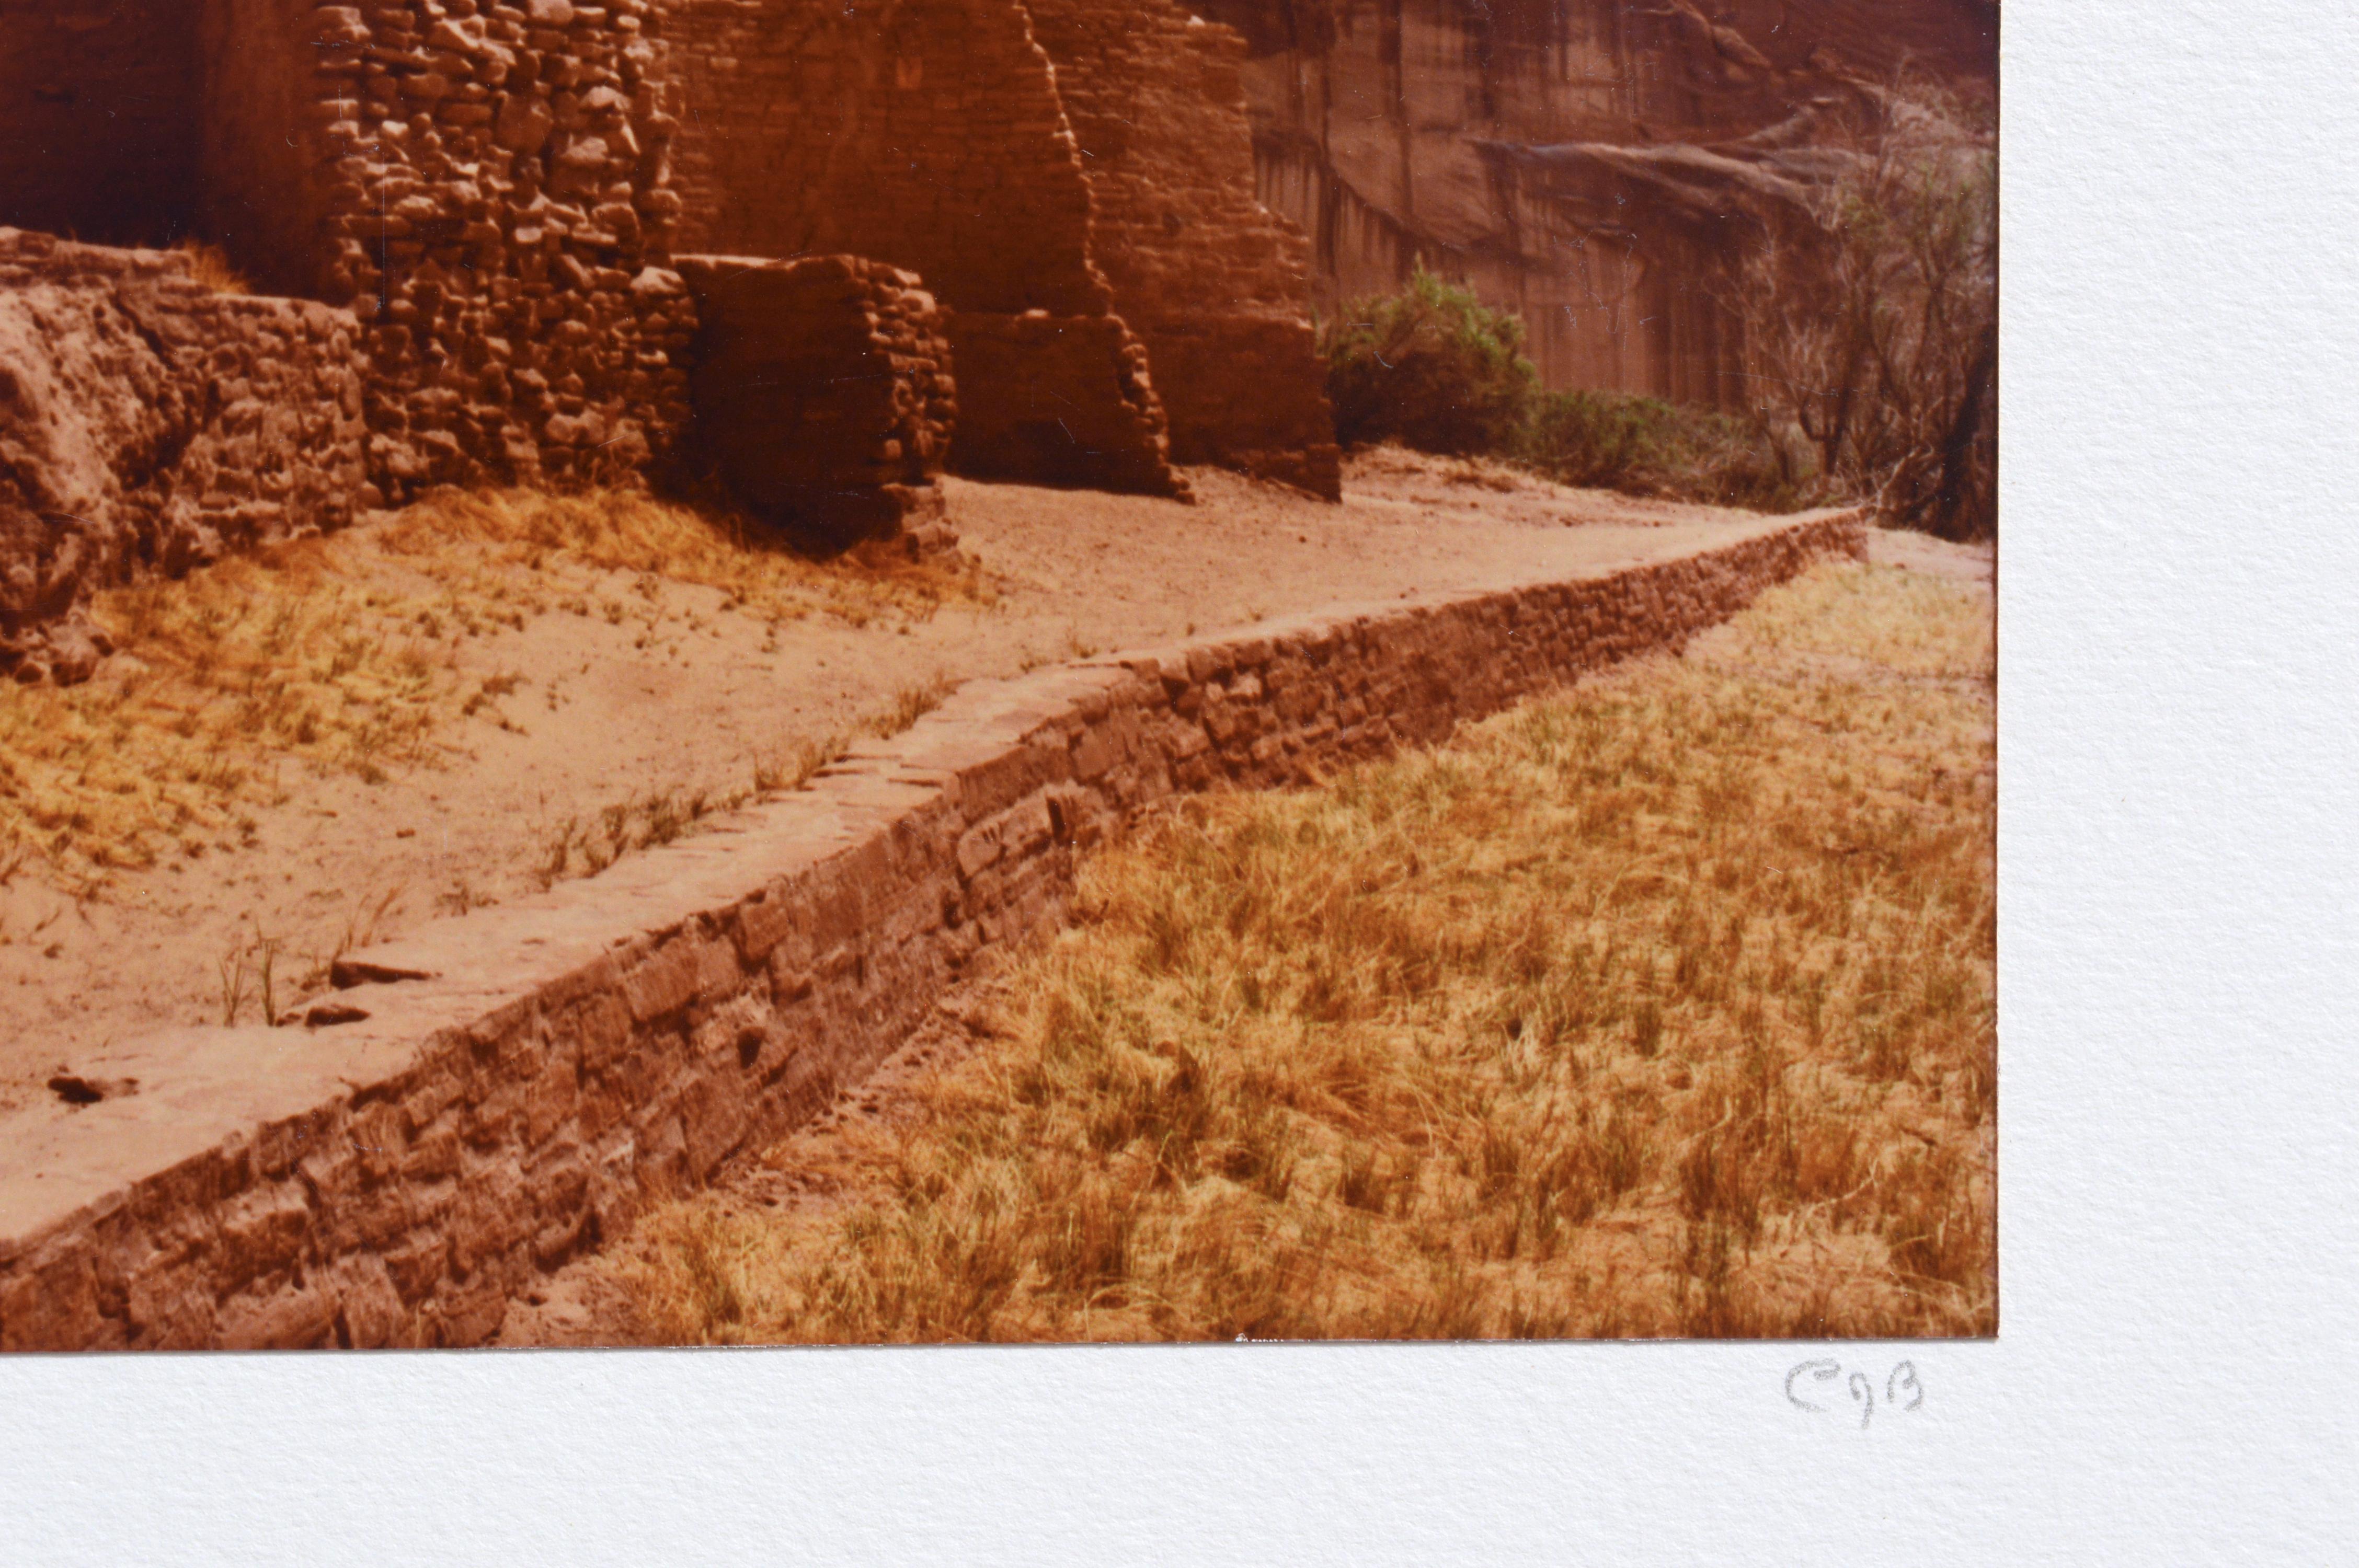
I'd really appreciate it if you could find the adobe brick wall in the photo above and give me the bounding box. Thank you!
[673,253,956,549]
[0,508,1863,1348]
[658,0,1106,318]
[0,229,367,684]
[1023,0,1341,498]
[651,0,1185,497]
[945,313,1184,498]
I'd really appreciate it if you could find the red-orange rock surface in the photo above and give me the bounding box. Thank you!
[1212,0,1997,400]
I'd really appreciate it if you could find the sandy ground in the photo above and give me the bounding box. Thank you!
[1868,524,1995,586]
[0,450,1960,1109]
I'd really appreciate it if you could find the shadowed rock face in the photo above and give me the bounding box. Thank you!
[1208,0,1996,401]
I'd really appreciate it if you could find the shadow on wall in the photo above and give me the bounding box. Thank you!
[673,252,963,552]
[0,0,201,249]
[943,313,1190,500]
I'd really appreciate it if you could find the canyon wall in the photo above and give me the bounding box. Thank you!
[1211,0,1997,403]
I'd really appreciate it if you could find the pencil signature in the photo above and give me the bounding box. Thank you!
[1785,1359,1925,1428]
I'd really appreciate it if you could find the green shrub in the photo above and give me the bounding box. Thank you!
[1321,262,1804,512]
[1515,389,1804,512]
[1319,261,1536,456]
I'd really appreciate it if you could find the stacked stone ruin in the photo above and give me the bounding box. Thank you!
[674,253,957,551]
[0,230,369,682]
[0,0,1342,679]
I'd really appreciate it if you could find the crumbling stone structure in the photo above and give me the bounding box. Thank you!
[0,230,367,683]
[1024,0,1342,498]
[274,0,699,501]
[674,253,956,549]
[943,312,1174,495]
[5,0,699,504]
[655,0,1339,500]
[1,0,1342,664]
[655,0,1189,499]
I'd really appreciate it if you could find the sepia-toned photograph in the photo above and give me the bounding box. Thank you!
[0,0,1995,1348]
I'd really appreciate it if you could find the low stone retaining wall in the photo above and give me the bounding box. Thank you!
[0,509,1863,1349]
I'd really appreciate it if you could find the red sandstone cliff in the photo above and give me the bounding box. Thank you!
[1206,0,1996,402]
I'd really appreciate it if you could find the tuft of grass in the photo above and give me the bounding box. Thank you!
[620,559,1996,1343]
[530,782,738,887]
[753,732,851,797]
[525,668,967,896]
[174,238,250,294]
[390,489,993,630]
[0,538,453,878]
[873,675,956,740]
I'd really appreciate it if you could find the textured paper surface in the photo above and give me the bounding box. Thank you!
[1,3,2352,1559]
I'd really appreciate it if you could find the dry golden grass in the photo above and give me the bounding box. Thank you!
[174,239,250,294]
[389,488,990,630]
[0,490,989,880]
[622,558,1997,1342]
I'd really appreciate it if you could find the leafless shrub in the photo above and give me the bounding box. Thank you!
[1732,77,1997,539]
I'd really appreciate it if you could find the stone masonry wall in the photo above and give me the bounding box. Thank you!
[659,0,1105,317]
[673,253,956,549]
[195,0,332,299]
[1024,0,1341,498]
[654,0,1184,497]
[0,509,1863,1347]
[0,230,367,684]
[5,0,1326,509]
[225,0,698,502]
